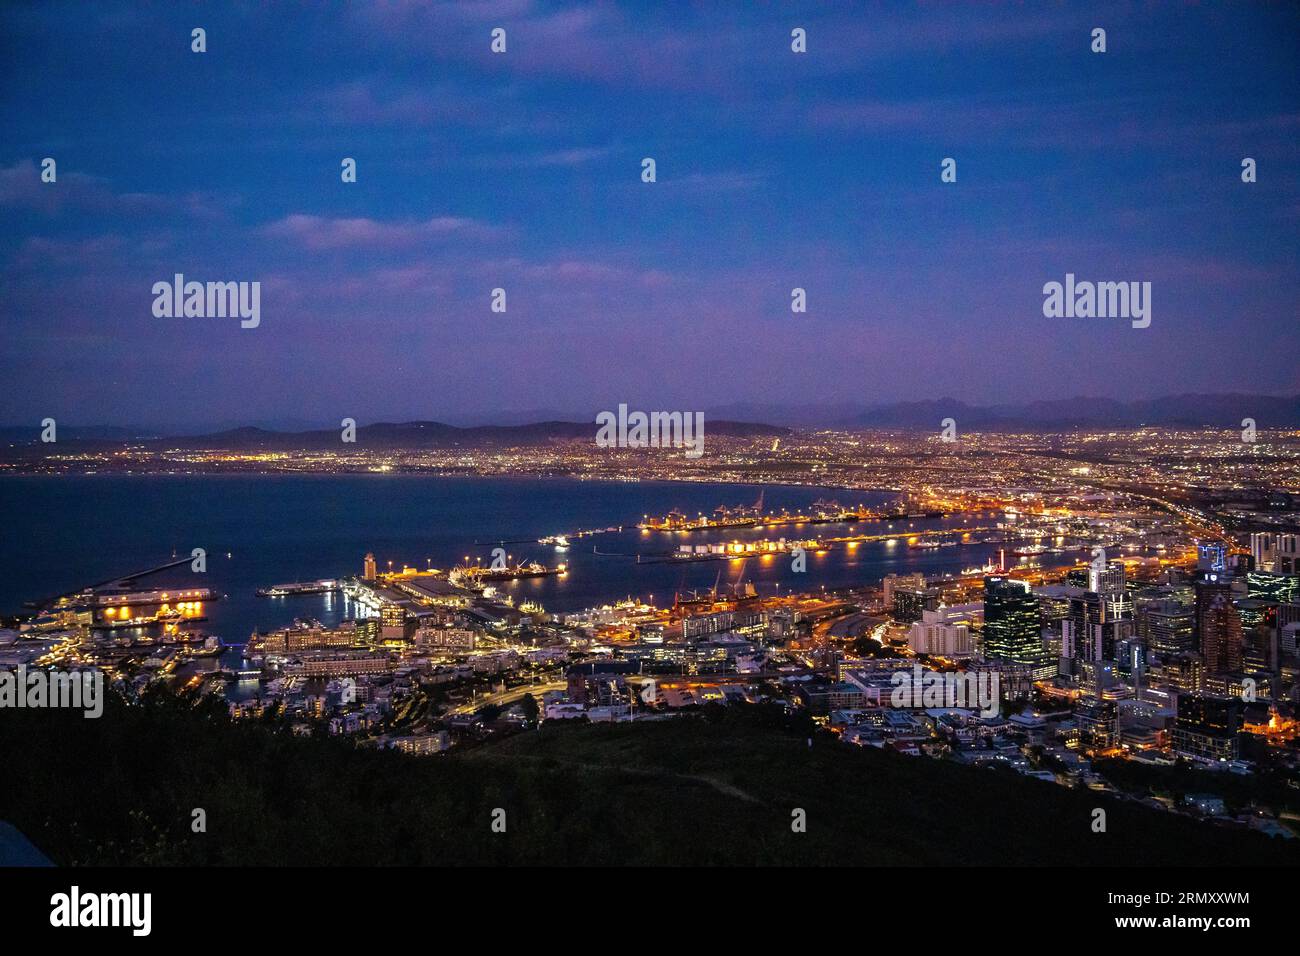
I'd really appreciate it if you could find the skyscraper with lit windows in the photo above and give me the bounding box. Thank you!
[983,577,1044,670]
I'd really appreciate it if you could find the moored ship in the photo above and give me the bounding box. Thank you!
[255,579,341,597]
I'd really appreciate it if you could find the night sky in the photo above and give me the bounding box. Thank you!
[2,2,1297,429]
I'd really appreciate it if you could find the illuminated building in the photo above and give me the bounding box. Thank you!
[1197,541,1227,574]
[282,652,394,678]
[566,660,637,706]
[882,572,926,611]
[1246,570,1299,605]
[1251,532,1275,571]
[414,626,476,651]
[1074,697,1119,750]
[1198,588,1243,675]
[254,619,368,653]
[907,621,972,657]
[796,680,870,715]
[1203,672,1271,700]
[1115,636,1147,678]
[1088,560,1126,594]
[1253,533,1300,575]
[1150,651,1204,694]
[1141,600,1194,656]
[982,577,1046,670]
[1171,694,1240,762]
[1277,534,1300,575]
[363,552,377,581]
[1078,659,1124,698]
[893,586,939,623]
[682,610,736,641]
[1063,589,1132,663]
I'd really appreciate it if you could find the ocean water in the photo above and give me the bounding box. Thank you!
[0,475,1029,643]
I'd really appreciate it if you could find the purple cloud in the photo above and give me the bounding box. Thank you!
[261,213,506,250]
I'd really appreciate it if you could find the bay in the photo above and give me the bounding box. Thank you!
[0,475,1029,644]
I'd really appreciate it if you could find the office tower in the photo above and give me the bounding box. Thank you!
[1276,534,1300,575]
[1199,589,1243,674]
[1064,589,1133,662]
[1246,569,1300,604]
[983,576,1044,667]
[1074,697,1119,750]
[1078,658,1119,697]
[893,586,939,623]
[1281,622,1300,658]
[1116,636,1147,678]
[1088,560,1126,594]
[363,552,377,581]
[1154,652,1204,694]
[1171,694,1240,762]
[1197,541,1227,574]
[883,572,926,611]
[1251,532,1275,572]
[1194,557,1232,651]
[1065,568,1090,588]
[1142,599,1195,656]
[1242,606,1277,674]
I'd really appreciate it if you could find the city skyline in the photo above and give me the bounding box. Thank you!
[2,0,1300,895]
[3,2,1298,427]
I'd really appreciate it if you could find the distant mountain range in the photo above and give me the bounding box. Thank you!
[701,393,1300,429]
[0,419,789,450]
[839,393,1300,430]
[2,393,1296,446]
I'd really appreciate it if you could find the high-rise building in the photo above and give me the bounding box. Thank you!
[1197,541,1227,574]
[1150,651,1204,694]
[1200,590,1244,674]
[883,572,926,612]
[1251,532,1276,572]
[1275,534,1300,575]
[1063,589,1132,662]
[1142,599,1195,656]
[906,621,972,657]
[982,576,1044,669]
[363,552,377,581]
[1088,560,1126,595]
[1197,584,1243,674]
[1074,697,1119,750]
[893,586,939,623]
[1171,694,1240,762]
[1065,568,1090,588]
[1078,658,1121,698]
[1247,569,1299,605]
[1115,636,1147,679]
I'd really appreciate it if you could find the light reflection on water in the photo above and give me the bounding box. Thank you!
[0,475,1085,648]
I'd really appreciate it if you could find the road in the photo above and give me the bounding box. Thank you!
[449,680,567,715]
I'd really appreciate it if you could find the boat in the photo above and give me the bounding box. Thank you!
[255,579,340,597]
[479,561,564,581]
[456,562,567,584]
